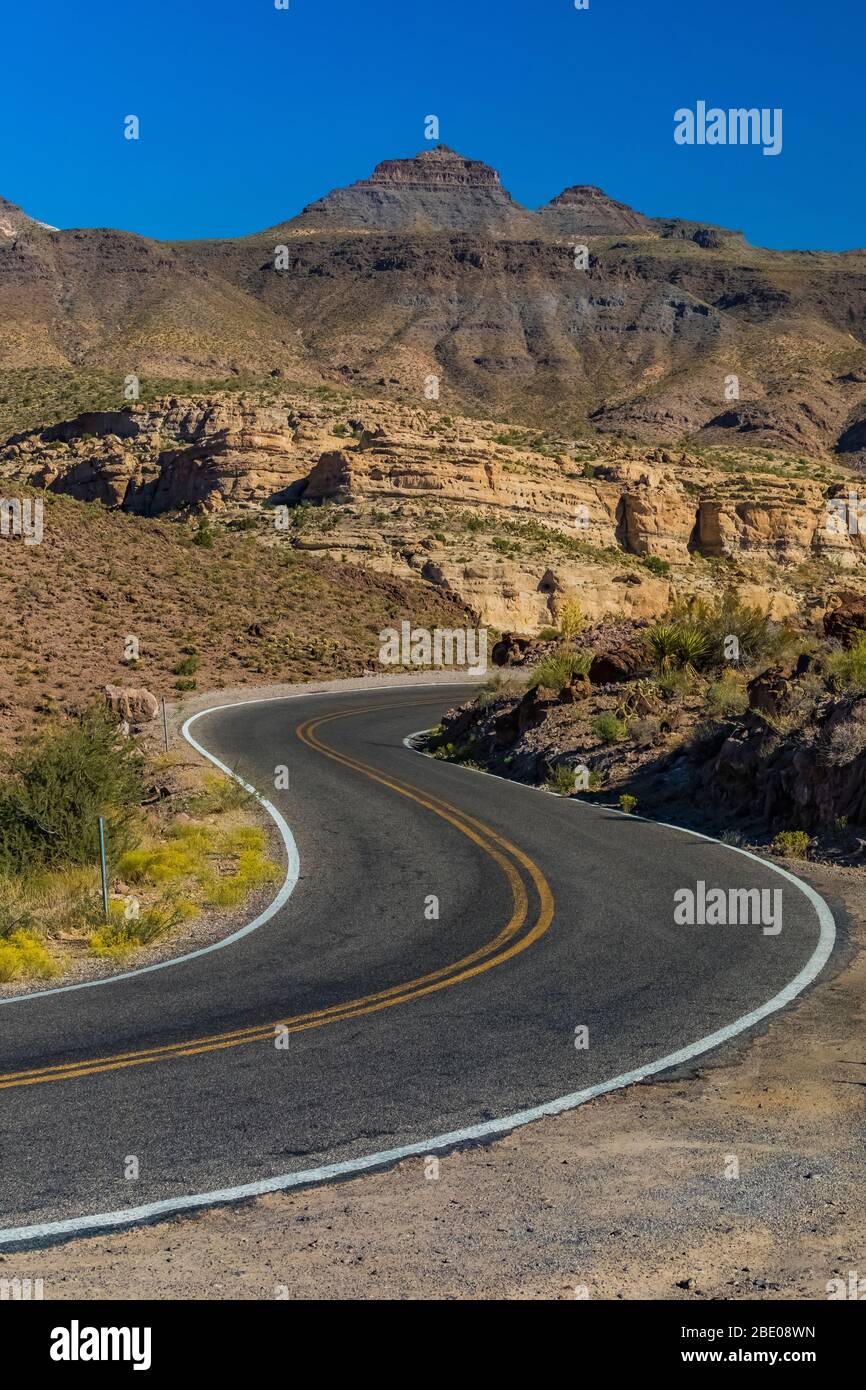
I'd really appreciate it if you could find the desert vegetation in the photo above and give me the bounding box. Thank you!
[0,710,281,983]
[428,590,866,863]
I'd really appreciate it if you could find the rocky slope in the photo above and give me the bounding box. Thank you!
[0,195,54,239]
[0,484,472,746]
[4,390,866,632]
[431,598,866,844]
[2,145,866,452]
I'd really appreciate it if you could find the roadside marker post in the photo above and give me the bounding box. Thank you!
[97,816,110,921]
[163,698,169,752]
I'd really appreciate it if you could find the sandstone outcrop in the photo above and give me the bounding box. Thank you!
[4,389,866,634]
[2,400,326,514]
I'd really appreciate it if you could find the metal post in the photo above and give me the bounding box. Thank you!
[98,815,109,921]
[162,698,169,752]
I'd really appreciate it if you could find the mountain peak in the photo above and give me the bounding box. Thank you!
[286,145,536,236]
[359,145,503,191]
[537,184,649,236]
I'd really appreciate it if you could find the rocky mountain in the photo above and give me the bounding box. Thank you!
[2,145,866,456]
[536,185,651,237]
[281,145,540,237]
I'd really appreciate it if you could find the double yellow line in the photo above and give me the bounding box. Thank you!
[0,702,554,1091]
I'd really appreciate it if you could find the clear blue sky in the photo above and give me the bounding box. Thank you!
[0,0,861,250]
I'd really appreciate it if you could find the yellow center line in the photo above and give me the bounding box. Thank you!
[0,699,554,1090]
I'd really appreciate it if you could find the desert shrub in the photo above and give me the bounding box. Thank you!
[657,666,696,700]
[89,898,197,957]
[820,717,866,767]
[720,829,746,847]
[827,636,866,695]
[558,598,585,641]
[546,764,577,795]
[647,622,680,665]
[529,647,591,691]
[537,626,560,641]
[474,670,527,708]
[0,709,144,875]
[199,847,281,909]
[618,794,638,815]
[192,519,214,548]
[119,820,279,915]
[705,670,748,717]
[772,830,811,859]
[189,771,253,815]
[642,556,671,577]
[0,930,57,982]
[666,592,786,669]
[593,713,627,743]
[0,892,37,940]
[172,654,199,677]
[648,620,708,669]
[432,741,456,761]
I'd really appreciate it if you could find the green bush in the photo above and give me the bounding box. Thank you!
[667,592,785,669]
[546,764,577,795]
[771,830,811,859]
[172,654,199,677]
[827,636,866,694]
[0,709,144,875]
[529,647,591,692]
[705,671,748,717]
[618,794,638,815]
[593,713,628,743]
[648,621,709,669]
[558,598,585,640]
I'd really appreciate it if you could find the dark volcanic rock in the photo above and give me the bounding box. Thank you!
[824,592,866,647]
[589,638,651,685]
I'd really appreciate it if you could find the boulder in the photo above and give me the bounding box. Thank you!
[824,592,866,648]
[589,639,651,685]
[746,666,792,718]
[559,674,591,703]
[104,684,160,724]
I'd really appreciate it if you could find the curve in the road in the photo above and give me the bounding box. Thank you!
[0,703,553,1089]
[0,685,837,1249]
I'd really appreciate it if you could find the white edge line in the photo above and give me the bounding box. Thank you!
[0,705,837,1249]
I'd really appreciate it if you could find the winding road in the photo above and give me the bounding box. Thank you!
[0,683,836,1248]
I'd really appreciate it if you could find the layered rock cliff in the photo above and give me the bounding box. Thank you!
[5,391,865,632]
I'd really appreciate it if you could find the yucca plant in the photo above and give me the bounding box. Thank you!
[648,622,682,667]
[529,647,592,692]
[673,623,711,668]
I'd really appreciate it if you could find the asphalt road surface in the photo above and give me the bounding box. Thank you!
[0,684,835,1247]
